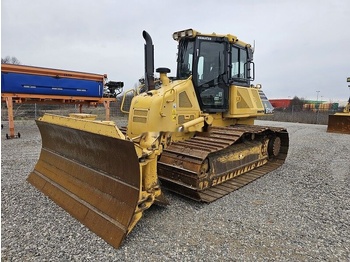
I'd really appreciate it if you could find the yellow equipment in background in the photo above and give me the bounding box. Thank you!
[327,77,350,134]
[28,29,289,248]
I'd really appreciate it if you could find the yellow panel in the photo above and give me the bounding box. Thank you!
[237,88,253,109]
[226,85,264,119]
[252,90,263,108]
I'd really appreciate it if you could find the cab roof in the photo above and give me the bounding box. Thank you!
[172,28,250,48]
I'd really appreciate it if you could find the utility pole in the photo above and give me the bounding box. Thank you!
[316,91,320,124]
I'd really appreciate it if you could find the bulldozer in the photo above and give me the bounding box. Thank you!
[327,78,350,134]
[27,29,289,249]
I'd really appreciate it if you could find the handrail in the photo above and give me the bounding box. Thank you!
[120,89,136,114]
[159,88,175,117]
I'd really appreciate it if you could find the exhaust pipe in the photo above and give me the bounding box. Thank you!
[142,30,155,91]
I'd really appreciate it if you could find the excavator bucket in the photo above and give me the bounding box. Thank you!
[327,114,350,134]
[27,114,164,249]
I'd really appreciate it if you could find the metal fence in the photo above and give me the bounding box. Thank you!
[2,100,339,125]
[1,100,129,122]
[258,105,339,125]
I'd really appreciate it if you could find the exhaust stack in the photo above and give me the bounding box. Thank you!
[142,30,155,91]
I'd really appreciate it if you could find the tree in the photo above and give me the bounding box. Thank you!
[1,56,21,65]
[288,96,305,112]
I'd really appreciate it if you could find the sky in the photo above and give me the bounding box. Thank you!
[1,0,350,102]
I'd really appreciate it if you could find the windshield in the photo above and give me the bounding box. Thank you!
[197,41,225,84]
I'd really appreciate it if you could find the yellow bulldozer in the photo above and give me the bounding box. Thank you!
[27,29,289,248]
[327,77,350,134]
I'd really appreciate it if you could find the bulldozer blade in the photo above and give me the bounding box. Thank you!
[327,114,350,134]
[27,119,141,249]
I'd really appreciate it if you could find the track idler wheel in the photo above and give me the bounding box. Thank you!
[268,136,281,158]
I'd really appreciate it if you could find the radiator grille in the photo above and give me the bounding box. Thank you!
[133,109,148,123]
[133,109,148,116]
[178,115,194,125]
[179,91,192,108]
[133,116,147,123]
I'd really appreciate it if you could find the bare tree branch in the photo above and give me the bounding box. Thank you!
[1,56,21,64]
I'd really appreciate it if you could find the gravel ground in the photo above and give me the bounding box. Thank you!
[1,119,349,261]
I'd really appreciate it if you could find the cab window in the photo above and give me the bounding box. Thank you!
[231,46,247,79]
[177,40,194,79]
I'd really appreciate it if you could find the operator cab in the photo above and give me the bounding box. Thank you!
[174,29,254,113]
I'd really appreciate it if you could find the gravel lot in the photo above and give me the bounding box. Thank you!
[1,119,349,261]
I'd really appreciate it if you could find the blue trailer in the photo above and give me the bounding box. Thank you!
[1,64,106,97]
[1,64,123,139]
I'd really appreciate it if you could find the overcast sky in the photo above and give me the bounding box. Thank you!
[2,0,350,101]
